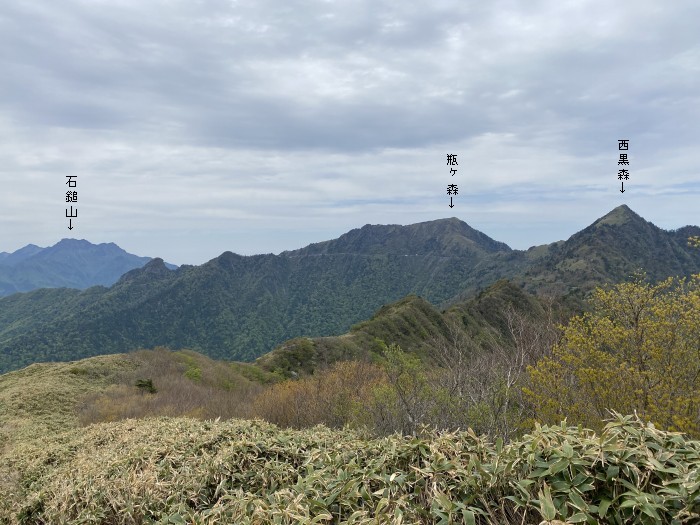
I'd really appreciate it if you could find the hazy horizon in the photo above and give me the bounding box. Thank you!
[3,204,697,267]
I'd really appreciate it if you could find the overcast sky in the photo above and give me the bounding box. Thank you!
[1,1,698,265]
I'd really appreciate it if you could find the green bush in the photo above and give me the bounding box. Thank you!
[135,378,157,394]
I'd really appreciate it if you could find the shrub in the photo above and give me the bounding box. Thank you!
[135,378,157,394]
[525,273,700,436]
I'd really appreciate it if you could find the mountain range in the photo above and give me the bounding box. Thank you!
[0,238,177,297]
[0,205,698,374]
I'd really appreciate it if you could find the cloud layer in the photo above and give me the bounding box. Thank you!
[1,0,698,264]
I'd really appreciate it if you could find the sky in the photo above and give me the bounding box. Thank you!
[1,1,698,266]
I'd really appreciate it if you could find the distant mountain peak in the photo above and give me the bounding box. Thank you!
[0,244,45,267]
[57,238,89,244]
[285,216,510,257]
[146,256,164,265]
[593,205,644,228]
[10,243,42,251]
[116,257,173,285]
[0,240,176,296]
[53,238,98,249]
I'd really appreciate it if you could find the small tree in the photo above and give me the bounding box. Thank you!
[376,344,435,436]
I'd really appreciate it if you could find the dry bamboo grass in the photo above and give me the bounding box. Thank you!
[1,413,698,524]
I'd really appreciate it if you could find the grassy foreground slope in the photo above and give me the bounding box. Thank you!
[0,348,271,462]
[2,415,699,524]
[0,353,131,455]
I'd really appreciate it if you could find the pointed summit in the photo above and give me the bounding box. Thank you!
[521,205,700,295]
[593,205,644,228]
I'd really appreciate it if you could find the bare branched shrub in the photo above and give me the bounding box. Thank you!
[250,360,387,430]
[423,302,561,440]
[77,348,264,425]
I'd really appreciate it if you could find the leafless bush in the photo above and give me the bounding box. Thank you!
[423,301,561,440]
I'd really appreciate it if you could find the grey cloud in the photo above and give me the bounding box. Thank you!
[4,0,697,152]
[1,0,698,263]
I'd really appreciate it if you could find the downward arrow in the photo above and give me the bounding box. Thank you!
[620,182,625,193]
[68,219,73,230]
[448,197,454,208]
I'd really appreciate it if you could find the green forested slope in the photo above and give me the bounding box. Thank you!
[256,279,567,378]
[518,205,700,294]
[0,219,511,373]
[1,206,699,374]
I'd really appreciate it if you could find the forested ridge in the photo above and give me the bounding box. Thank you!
[0,205,698,376]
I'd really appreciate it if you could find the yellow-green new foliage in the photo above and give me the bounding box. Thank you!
[525,273,700,436]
